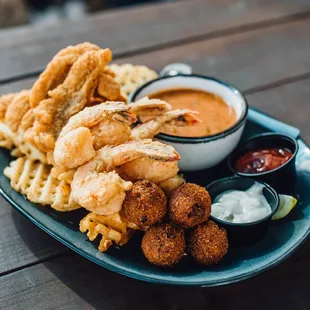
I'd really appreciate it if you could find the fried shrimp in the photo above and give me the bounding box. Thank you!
[54,102,136,168]
[169,183,211,228]
[121,180,167,228]
[54,98,173,169]
[131,109,200,140]
[159,174,186,195]
[120,157,179,184]
[142,223,185,267]
[128,97,171,117]
[70,140,179,215]
[30,42,100,108]
[188,221,228,265]
[26,48,113,153]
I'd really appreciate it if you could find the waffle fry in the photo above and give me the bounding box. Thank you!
[109,64,158,98]
[80,212,138,252]
[0,120,47,162]
[4,156,80,212]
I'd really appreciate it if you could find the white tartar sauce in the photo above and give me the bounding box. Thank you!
[211,182,272,223]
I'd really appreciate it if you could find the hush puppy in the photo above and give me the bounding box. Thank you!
[141,223,185,267]
[121,180,167,228]
[169,183,211,228]
[188,221,228,265]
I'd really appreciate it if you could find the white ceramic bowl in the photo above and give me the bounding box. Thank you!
[129,74,248,171]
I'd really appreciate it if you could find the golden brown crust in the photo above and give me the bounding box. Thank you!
[80,212,136,252]
[169,183,211,228]
[5,89,30,132]
[188,221,228,265]
[121,180,167,228]
[26,49,113,152]
[97,68,126,102]
[141,223,185,267]
[0,93,16,120]
[30,42,100,108]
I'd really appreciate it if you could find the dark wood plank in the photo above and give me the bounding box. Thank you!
[0,0,310,80]
[0,199,66,275]
[114,19,310,93]
[247,78,310,144]
[0,240,309,310]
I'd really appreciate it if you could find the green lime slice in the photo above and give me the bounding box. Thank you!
[272,194,298,220]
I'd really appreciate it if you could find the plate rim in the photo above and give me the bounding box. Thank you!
[1,182,309,287]
[0,133,309,287]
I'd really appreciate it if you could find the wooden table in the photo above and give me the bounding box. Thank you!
[0,1,310,308]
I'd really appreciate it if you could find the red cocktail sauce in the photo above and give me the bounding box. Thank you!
[235,148,293,174]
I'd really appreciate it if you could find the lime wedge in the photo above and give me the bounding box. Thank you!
[272,195,298,220]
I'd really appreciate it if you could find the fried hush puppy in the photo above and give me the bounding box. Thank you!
[121,180,167,228]
[188,221,228,265]
[141,223,185,267]
[169,183,211,228]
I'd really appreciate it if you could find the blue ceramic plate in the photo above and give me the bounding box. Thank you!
[1,109,309,286]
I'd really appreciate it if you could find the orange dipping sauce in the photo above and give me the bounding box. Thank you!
[149,88,236,137]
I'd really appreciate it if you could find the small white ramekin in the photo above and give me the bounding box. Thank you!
[129,74,248,171]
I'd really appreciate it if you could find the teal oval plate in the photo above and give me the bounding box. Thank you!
[1,113,310,286]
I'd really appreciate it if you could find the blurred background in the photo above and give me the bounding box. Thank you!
[0,0,170,29]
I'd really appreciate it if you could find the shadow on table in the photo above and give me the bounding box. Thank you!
[12,209,310,310]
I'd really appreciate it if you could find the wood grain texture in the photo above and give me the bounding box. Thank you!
[1,18,310,96]
[0,240,309,310]
[115,19,310,93]
[0,0,310,80]
[0,199,66,275]
[247,78,310,144]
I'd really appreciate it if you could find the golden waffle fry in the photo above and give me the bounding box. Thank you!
[80,212,138,252]
[109,64,158,98]
[0,120,47,162]
[4,157,80,212]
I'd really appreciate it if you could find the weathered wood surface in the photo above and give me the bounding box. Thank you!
[115,19,310,92]
[0,1,310,309]
[0,240,309,310]
[0,200,66,276]
[0,0,310,81]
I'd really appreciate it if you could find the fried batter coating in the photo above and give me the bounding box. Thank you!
[131,109,200,140]
[188,221,228,265]
[30,42,100,108]
[0,93,16,120]
[120,157,179,184]
[169,183,211,228]
[26,48,113,152]
[121,180,167,228]
[141,223,185,267]
[97,67,126,101]
[159,174,185,195]
[5,90,30,132]
[71,140,179,215]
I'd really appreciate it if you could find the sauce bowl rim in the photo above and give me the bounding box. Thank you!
[207,176,280,227]
[129,74,248,144]
[227,132,299,177]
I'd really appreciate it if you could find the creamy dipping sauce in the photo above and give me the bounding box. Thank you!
[211,183,272,223]
[149,88,236,137]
